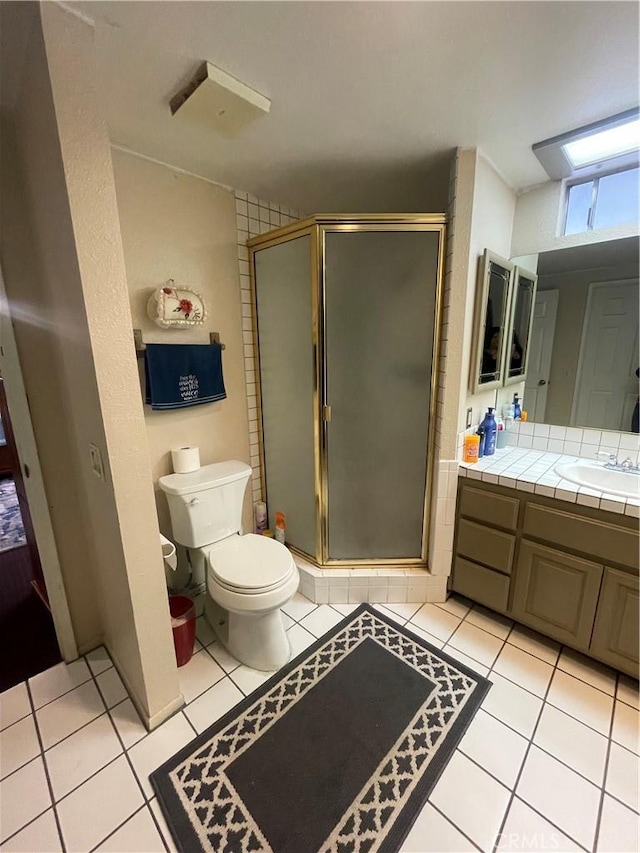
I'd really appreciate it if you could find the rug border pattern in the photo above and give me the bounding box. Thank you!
[151,604,491,853]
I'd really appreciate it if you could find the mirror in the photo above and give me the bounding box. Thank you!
[471,250,513,392]
[504,267,538,385]
[513,235,639,433]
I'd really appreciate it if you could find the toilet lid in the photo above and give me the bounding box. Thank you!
[208,534,295,592]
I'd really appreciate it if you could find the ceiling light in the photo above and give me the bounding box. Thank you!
[563,118,640,168]
[533,109,640,180]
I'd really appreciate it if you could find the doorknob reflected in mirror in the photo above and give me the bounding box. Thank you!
[538,379,547,386]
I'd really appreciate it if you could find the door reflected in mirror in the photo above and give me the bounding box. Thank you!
[473,251,513,391]
[517,236,639,433]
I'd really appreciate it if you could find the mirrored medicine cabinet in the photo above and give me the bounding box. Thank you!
[470,249,538,393]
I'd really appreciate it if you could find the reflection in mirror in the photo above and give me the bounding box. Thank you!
[473,251,513,391]
[505,268,537,383]
[517,236,639,433]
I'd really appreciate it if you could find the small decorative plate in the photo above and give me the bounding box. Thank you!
[147,281,207,328]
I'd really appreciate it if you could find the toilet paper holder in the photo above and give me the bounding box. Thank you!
[134,329,226,358]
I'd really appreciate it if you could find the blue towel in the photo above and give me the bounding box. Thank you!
[144,343,226,410]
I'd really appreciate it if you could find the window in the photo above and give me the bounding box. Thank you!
[564,167,639,236]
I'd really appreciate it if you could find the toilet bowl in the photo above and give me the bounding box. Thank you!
[159,461,299,672]
[204,533,299,670]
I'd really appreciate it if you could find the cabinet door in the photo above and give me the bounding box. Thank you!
[591,568,639,676]
[512,540,603,648]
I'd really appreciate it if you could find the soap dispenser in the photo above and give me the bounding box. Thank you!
[480,407,498,456]
[513,393,522,420]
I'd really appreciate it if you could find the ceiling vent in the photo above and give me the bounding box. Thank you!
[170,62,271,137]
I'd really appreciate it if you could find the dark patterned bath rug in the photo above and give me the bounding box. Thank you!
[151,603,491,853]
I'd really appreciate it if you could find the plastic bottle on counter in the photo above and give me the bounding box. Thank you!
[463,433,481,463]
[513,393,522,420]
[275,512,286,544]
[476,425,486,458]
[254,501,267,534]
[480,407,498,456]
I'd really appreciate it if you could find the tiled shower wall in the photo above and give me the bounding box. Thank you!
[233,192,302,508]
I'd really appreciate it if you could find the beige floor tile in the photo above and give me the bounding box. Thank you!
[0,716,40,780]
[507,625,560,665]
[612,700,640,755]
[534,703,608,785]
[178,649,225,704]
[0,684,31,732]
[96,668,128,709]
[36,681,105,749]
[0,809,62,853]
[409,604,461,642]
[617,675,640,710]
[184,677,244,734]
[447,621,504,668]
[402,802,476,852]
[492,644,554,698]
[434,594,472,619]
[596,794,640,852]
[282,592,317,621]
[465,606,513,640]
[517,745,601,850]
[459,709,528,787]
[149,798,178,853]
[442,646,490,678]
[56,755,143,852]
[497,798,582,853]
[547,669,614,736]
[110,699,146,750]
[430,751,511,851]
[96,806,165,852]
[0,757,51,843]
[605,742,639,812]
[127,713,194,799]
[557,648,616,695]
[29,660,91,710]
[45,715,122,801]
[481,672,543,739]
[300,605,344,638]
[206,641,240,673]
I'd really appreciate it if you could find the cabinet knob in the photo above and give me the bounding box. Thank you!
[538,379,547,386]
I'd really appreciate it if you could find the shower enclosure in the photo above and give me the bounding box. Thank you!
[248,215,446,568]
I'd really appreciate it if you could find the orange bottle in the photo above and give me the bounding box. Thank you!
[275,512,286,544]
[463,434,480,463]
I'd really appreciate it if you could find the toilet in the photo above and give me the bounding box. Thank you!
[159,460,299,671]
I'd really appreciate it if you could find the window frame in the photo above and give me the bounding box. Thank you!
[562,163,639,236]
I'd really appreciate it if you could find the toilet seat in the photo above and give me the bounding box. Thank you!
[207,534,296,594]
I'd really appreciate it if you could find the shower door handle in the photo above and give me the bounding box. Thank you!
[322,405,332,423]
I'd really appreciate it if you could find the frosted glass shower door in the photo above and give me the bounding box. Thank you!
[254,235,316,557]
[324,230,439,561]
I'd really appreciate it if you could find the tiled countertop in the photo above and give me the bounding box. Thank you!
[459,446,640,518]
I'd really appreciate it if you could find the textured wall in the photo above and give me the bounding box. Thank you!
[113,149,253,537]
[511,180,639,258]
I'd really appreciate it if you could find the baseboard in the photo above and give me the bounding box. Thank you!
[106,642,185,732]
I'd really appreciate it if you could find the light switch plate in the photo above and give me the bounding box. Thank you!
[466,407,473,429]
[89,443,104,480]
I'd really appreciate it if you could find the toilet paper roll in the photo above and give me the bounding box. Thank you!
[160,533,177,571]
[171,446,200,474]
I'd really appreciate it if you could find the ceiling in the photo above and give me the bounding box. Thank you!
[68,1,639,212]
[538,236,640,276]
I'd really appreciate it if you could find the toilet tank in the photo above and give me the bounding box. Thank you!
[159,461,251,548]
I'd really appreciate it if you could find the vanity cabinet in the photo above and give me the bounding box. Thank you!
[590,568,639,672]
[451,479,639,676]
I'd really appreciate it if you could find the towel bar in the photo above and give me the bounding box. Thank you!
[134,329,226,358]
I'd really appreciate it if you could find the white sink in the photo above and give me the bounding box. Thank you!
[554,461,640,500]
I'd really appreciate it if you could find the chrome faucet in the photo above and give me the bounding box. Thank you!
[596,451,640,474]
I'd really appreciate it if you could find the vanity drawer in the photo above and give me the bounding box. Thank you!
[523,503,639,569]
[457,518,515,574]
[452,557,510,612]
[459,484,520,531]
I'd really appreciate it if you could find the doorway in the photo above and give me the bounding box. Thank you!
[0,377,61,691]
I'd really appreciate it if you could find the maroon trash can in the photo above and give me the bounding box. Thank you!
[169,595,196,667]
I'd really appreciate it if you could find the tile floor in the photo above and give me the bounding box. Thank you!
[0,593,638,852]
